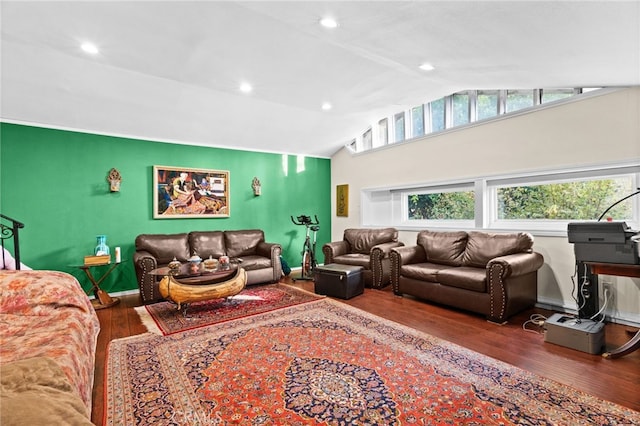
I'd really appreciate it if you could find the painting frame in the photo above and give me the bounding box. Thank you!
[336,184,349,217]
[153,165,230,219]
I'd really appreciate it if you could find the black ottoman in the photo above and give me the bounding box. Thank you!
[314,264,364,299]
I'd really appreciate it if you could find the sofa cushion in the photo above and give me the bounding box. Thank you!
[189,231,226,259]
[333,253,371,268]
[225,229,264,258]
[135,233,190,263]
[238,255,273,271]
[344,228,397,254]
[418,230,468,266]
[400,262,450,282]
[436,266,487,292]
[462,231,534,267]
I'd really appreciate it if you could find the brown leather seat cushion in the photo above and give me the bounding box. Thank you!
[436,266,487,292]
[333,253,371,268]
[400,262,450,282]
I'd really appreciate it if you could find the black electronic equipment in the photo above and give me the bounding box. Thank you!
[567,188,640,319]
[568,221,640,265]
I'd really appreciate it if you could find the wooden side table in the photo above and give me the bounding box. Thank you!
[77,261,124,310]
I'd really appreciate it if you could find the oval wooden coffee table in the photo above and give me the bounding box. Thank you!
[151,264,247,311]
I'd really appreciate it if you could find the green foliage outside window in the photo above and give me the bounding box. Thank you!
[408,192,475,220]
[407,178,633,222]
[497,178,633,220]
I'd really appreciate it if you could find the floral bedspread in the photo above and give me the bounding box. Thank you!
[0,270,100,414]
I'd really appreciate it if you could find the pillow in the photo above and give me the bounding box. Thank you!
[417,230,468,266]
[462,231,534,267]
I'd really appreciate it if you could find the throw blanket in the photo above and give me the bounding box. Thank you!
[0,270,100,414]
[1,357,93,425]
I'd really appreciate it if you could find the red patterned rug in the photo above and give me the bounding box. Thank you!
[107,300,639,425]
[134,283,323,335]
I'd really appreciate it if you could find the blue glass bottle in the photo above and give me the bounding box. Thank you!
[95,235,110,256]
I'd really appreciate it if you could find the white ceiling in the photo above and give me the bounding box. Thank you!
[1,1,639,158]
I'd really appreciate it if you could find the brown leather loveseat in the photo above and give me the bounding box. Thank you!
[390,230,544,323]
[134,229,282,303]
[322,228,403,289]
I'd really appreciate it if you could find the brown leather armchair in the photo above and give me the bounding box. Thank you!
[322,228,403,289]
[134,230,281,303]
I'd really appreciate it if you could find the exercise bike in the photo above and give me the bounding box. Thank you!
[291,214,320,281]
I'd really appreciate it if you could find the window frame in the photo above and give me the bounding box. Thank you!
[401,182,476,229]
[362,161,640,236]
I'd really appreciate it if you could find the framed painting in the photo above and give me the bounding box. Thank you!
[336,184,349,217]
[153,165,230,219]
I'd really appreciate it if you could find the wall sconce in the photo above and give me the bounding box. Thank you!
[252,177,261,196]
[107,168,122,192]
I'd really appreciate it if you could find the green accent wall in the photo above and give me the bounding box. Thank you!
[0,123,331,294]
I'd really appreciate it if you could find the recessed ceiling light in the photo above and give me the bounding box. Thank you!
[419,63,435,71]
[320,17,338,28]
[239,82,253,93]
[321,102,332,111]
[80,42,99,55]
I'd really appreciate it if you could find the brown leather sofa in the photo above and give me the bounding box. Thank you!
[322,228,403,289]
[390,230,544,323]
[134,229,282,303]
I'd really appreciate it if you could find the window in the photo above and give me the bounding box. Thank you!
[347,87,605,154]
[541,88,575,104]
[493,175,635,223]
[452,93,470,126]
[506,90,534,113]
[362,162,639,234]
[477,90,500,120]
[430,98,445,132]
[378,118,388,145]
[362,128,372,151]
[411,105,425,138]
[407,190,475,220]
[394,112,405,142]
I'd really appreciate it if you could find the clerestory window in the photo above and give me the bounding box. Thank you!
[349,87,601,154]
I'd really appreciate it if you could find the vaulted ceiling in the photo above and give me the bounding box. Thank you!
[2,1,639,157]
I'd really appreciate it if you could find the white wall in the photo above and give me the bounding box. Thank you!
[330,87,640,325]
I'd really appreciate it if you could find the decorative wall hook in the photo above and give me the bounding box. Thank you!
[107,168,122,192]
[252,177,261,196]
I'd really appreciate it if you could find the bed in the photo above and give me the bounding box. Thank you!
[0,270,100,424]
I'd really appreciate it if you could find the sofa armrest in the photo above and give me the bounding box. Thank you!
[372,242,405,281]
[371,241,404,258]
[322,241,349,264]
[370,242,405,289]
[486,251,544,323]
[390,245,427,265]
[133,250,160,304]
[487,252,544,279]
[256,241,283,281]
[389,245,427,294]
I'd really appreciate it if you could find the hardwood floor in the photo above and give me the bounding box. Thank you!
[91,278,640,424]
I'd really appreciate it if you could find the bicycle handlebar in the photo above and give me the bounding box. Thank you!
[291,214,319,226]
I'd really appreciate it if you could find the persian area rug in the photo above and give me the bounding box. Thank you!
[134,283,323,335]
[106,300,640,426]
